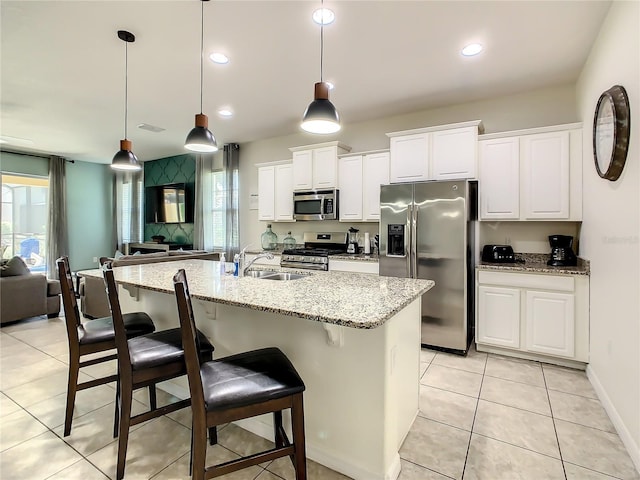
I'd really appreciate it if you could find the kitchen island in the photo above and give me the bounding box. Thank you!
[80,259,434,480]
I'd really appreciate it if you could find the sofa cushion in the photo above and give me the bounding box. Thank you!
[0,256,30,277]
[47,280,61,296]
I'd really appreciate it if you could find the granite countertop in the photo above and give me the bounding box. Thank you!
[477,253,590,276]
[79,260,433,329]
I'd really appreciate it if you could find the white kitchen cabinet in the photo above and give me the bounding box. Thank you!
[257,163,294,222]
[290,142,351,191]
[338,155,364,221]
[362,152,390,221]
[387,121,483,184]
[339,151,390,222]
[431,126,478,180]
[479,137,520,219]
[477,285,521,349]
[478,123,582,221]
[475,270,589,365]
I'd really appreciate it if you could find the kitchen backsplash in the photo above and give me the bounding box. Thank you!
[479,221,582,254]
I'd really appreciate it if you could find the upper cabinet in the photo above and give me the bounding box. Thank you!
[289,141,351,191]
[257,162,294,222]
[478,123,582,221]
[338,151,390,222]
[387,121,483,183]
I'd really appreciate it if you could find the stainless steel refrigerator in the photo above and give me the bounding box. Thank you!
[379,180,477,354]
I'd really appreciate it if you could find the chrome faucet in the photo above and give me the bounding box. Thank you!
[243,251,275,276]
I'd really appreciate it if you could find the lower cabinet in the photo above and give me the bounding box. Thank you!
[328,259,379,274]
[476,270,588,364]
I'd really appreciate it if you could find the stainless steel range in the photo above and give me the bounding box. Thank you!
[280,232,348,270]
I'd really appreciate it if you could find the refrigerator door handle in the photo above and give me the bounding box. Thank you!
[406,204,412,277]
[411,202,418,278]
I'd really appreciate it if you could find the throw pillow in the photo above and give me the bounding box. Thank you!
[0,256,31,277]
[114,250,125,259]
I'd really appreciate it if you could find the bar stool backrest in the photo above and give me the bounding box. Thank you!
[101,262,133,377]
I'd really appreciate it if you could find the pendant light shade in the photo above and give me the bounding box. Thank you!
[185,0,218,153]
[112,30,141,171]
[301,0,340,134]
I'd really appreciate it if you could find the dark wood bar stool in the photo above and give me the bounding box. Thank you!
[56,256,156,437]
[102,262,215,480]
[173,269,307,480]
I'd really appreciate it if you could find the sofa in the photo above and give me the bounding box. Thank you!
[79,250,219,319]
[0,256,61,324]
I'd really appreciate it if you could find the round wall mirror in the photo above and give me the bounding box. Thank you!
[593,85,630,181]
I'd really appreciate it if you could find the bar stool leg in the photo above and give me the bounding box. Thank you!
[116,382,133,480]
[63,354,80,437]
[291,394,307,480]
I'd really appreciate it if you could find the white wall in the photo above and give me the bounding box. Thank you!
[576,0,640,470]
[239,84,578,248]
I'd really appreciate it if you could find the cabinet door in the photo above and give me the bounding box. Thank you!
[479,138,520,219]
[292,150,313,191]
[363,152,390,221]
[477,285,521,349]
[338,155,363,221]
[389,133,429,183]
[525,290,575,358]
[257,166,275,221]
[521,131,570,219]
[431,127,478,179]
[313,146,338,189]
[274,164,294,221]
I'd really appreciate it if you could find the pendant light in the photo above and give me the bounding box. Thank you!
[301,0,340,134]
[111,30,141,171]
[185,0,218,152]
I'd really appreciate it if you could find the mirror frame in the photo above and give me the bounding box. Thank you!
[593,85,631,181]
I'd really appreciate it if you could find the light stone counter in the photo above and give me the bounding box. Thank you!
[79,259,433,329]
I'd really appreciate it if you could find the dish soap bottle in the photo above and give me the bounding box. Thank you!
[283,232,296,250]
[261,224,278,251]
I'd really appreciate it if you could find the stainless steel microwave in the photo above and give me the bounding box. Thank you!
[293,189,339,221]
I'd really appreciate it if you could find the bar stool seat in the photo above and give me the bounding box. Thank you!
[129,328,213,371]
[77,312,155,345]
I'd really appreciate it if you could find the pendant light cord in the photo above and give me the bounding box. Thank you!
[124,39,128,140]
[199,0,204,115]
[320,0,324,83]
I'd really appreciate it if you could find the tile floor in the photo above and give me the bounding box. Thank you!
[1,315,638,480]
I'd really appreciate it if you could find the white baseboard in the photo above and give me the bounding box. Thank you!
[587,365,640,474]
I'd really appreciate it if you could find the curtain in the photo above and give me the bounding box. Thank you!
[46,155,69,279]
[193,154,213,250]
[113,169,143,253]
[223,143,240,258]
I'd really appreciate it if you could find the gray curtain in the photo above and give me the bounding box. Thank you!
[193,154,207,250]
[46,155,69,278]
[223,143,240,258]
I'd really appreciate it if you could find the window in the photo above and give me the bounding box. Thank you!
[203,168,238,251]
[1,173,49,272]
[115,172,143,249]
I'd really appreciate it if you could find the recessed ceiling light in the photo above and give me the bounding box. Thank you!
[312,8,335,25]
[209,52,229,64]
[218,109,233,118]
[461,43,483,56]
[137,123,165,133]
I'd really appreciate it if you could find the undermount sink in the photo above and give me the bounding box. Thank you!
[245,270,307,281]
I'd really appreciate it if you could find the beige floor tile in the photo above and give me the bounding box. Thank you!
[564,462,621,479]
[80,358,118,379]
[266,455,350,480]
[549,389,615,433]
[3,370,93,408]
[0,392,21,418]
[480,375,551,416]
[398,459,450,479]
[216,422,275,458]
[87,416,191,479]
[0,357,68,390]
[420,362,429,379]
[0,431,83,480]
[8,321,67,347]
[1,316,63,334]
[543,364,597,399]
[473,400,560,458]
[0,408,48,451]
[420,348,436,363]
[255,470,285,480]
[0,343,52,368]
[37,339,69,358]
[0,332,25,347]
[555,419,639,479]
[418,385,477,431]
[484,355,545,387]
[400,416,470,480]
[464,433,565,480]
[47,458,110,479]
[25,384,117,429]
[421,364,482,398]
[432,349,487,374]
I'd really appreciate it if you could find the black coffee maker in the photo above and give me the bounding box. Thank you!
[547,235,577,266]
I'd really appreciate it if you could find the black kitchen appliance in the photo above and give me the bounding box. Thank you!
[547,235,577,266]
[482,244,516,263]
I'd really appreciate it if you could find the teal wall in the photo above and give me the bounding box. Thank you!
[144,154,195,245]
[1,151,113,271]
[66,161,113,271]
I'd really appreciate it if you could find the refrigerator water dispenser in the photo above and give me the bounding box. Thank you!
[387,224,405,256]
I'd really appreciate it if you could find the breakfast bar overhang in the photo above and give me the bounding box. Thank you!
[80,259,434,480]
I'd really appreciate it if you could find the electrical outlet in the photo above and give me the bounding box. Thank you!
[93,256,98,263]
[505,237,511,245]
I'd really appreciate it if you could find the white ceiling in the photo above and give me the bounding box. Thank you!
[1,0,611,164]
